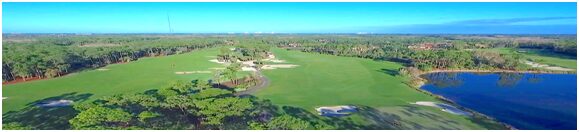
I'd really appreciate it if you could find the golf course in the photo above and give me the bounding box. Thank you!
[3,2,577,130]
[256,48,504,129]
[3,46,506,129]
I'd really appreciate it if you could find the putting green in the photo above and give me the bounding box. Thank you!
[3,48,226,113]
[256,48,505,129]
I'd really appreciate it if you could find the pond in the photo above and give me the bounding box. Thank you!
[420,72,577,130]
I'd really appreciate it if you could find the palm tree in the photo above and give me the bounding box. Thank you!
[212,70,223,85]
[226,63,241,85]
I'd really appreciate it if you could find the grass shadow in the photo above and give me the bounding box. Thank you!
[378,68,400,76]
[354,106,407,129]
[280,105,415,130]
[3,92,93,130]
[281,106,365,129]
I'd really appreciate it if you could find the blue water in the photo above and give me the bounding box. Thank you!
[421,72,577,130]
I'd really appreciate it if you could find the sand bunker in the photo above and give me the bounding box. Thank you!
[269,59,286,63]
[209,59,226,64]
[316,105,358,117]
[242,66,257,71]
[411,101,472,116]
[2,97,7,100]
[525,61,575,71]
[37,100,74,107]
[175,71,212,74]
[544,67,575,71]
[96,68,109,71]
[242,61,256,66]
[209,67,226,70]
[261,64,299,70]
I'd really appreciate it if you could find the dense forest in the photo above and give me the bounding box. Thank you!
[2,34,576,82]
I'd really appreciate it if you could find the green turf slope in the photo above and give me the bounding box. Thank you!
[256,48,506,129]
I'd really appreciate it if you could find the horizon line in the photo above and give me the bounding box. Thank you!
[3,33,577,35]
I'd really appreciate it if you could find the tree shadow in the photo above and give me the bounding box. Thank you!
[279,105,410,130]
[343,105,466,130]
[398,105,462,129]
[280,106,362,129]
[354,106,406,129]
[378,69,400,76]
[3,92,93,130]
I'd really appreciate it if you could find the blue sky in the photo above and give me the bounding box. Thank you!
[2,2,577,34]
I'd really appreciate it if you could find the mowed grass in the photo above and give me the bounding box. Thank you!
[258,49,435,108]
[3,48,225,113]
[256,48,501,129]
[478,48,576,69]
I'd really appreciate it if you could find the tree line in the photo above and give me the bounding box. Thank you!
[264,34,574,71]
[3,34,574,82]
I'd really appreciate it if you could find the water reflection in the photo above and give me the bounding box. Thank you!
[422,72,463,88]
[526,74,543,84]
[496,73,523,87]
[424,72,542,88]
[420,72,577,130]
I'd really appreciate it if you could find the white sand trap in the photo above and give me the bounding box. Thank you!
[175,71,212,74]
[37,100,74,107]
[209,67,226,70]
[269,59,286,63]
[2,97,7,100]
[209,59,226,64]
[242,61,256,66]
[544,67,575,71]
[242,66,257,71]
[316,105,358,116]
[525,61,575,71]
[261,64,299,70]
[96,68,109,71]
[411,101,472,116]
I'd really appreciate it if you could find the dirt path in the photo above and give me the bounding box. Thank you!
[234,71,270,96]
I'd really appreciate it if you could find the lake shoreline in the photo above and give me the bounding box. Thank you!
[408,69,547,130]
[414,70,577,130]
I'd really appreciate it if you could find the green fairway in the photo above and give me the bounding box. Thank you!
[256,48,504,129]
[3,48,226,113]
[478,48,577,69]
[3,47,507,129]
